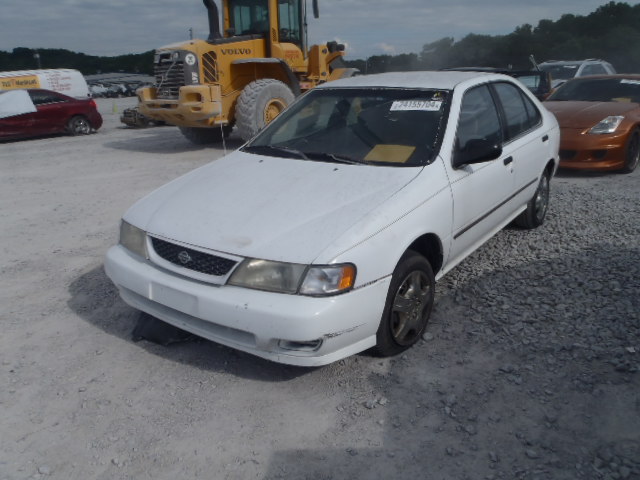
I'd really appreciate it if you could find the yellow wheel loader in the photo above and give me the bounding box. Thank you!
[137,0,356,144]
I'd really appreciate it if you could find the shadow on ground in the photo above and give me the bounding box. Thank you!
[103,128,245,154]
[67,265,310,381]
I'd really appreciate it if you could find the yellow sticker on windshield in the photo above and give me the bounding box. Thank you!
[390,100,442,111]
[365,145,416,163]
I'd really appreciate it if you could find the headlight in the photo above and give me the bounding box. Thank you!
[300,264,356,296]
[229,259,307,293]
[229,260,356,296]
[119,220,147,258]
[589,116,624,134]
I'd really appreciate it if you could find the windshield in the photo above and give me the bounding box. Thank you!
[228,0,269,35]
[539,64,579,80]
[547,77,640,102]
[244,88,450,167]
[229,0,302,45]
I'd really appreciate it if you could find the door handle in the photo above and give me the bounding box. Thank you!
[503,156,513,166]
[542,134,549,142]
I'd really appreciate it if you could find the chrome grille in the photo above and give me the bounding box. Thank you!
[154,59,185,99]
[151,237,237,277]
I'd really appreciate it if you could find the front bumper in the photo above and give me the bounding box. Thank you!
[558,128,627,170]
[137,85,223,127]
[105,245,390,366]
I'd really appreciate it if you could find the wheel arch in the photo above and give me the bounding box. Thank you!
[231,58,301,96]
[66,114,91,135]
[545,158,557,178]
[405,233,444,276]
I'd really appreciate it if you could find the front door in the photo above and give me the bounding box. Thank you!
[446,83,516,265]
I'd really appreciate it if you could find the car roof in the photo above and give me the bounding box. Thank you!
[315,71,516,90]
[539,59,609,65]
[562,74,640,81]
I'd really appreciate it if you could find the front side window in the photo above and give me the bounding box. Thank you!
[244,88,450,166]
[28,91,64,105]
[456,84,501,153]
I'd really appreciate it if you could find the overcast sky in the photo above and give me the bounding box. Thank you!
[1,0,633,60]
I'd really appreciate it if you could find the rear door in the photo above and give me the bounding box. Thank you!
[491,81,548,209]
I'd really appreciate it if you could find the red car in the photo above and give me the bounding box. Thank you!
[0,89,102,141]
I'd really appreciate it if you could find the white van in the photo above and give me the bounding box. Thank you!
[0,69,90,99]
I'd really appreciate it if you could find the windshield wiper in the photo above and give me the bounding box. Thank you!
[303,151,365,165]
[243,144,309,159]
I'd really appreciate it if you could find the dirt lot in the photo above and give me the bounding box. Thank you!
[1,98,639,480]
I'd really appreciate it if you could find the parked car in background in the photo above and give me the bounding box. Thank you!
[105,71,559,366]
[0,89,102,141]
[544,74,640,173]
[538,59,616,88]
[443,67,552,100]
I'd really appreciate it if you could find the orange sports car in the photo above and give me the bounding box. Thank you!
[544,74,640,173]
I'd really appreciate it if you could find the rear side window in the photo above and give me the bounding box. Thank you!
[29,91,65,105]
[456,84,502,151]
[581,64,607,75]
[492,82,541,141]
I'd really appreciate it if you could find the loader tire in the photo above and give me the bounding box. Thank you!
[179,126,231,145]
[235,79,294,141]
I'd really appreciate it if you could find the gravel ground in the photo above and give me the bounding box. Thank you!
[0,98,639,480]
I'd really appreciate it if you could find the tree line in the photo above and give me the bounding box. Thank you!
[0,48,154,75]
[346,2,640,73]
[1,2,639,75]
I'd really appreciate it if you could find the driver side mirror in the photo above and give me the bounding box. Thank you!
[453,138,502,169]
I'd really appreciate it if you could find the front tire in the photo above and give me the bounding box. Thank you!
[235,79,294,141]
[621,128,640,173]
[67,115,91,135]
[375,251,435,357]
[179,126,231,145]
[514,171,550,229]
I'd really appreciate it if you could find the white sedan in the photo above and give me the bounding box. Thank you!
[105,71,559,366]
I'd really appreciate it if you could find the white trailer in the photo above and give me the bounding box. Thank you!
[0,69,90,99]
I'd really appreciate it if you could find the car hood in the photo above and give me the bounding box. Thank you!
[125,150,422,264]
[544,101,639,129]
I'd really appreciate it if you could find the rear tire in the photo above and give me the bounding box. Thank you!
[67,115,91,135]
[235,79,294,141]
[179,126,231,145]
[621,128,640,173]
[375,251,435,357]
[514,171,550,229]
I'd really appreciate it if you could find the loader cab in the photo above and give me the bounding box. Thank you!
[225,0,307,53]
